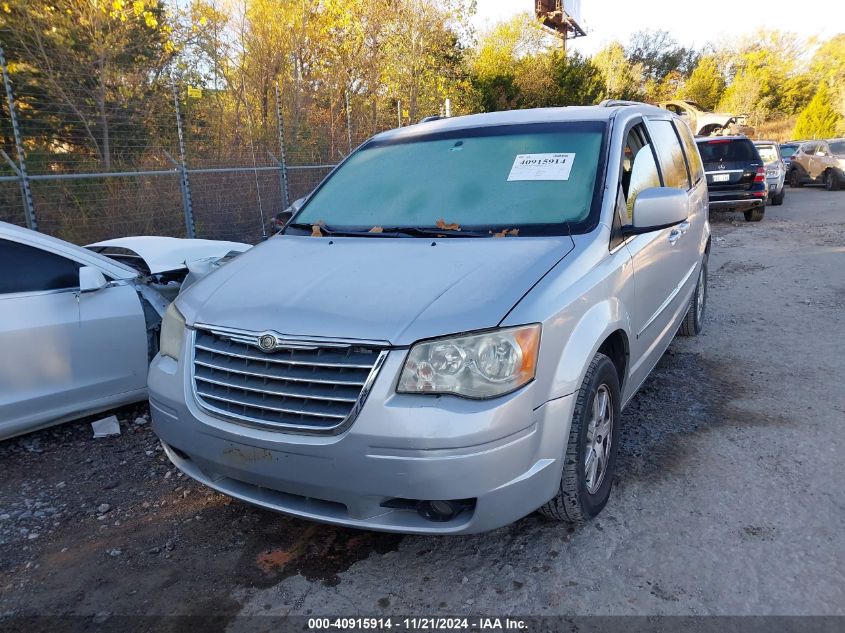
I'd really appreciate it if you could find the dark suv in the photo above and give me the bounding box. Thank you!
[696,136,767,222]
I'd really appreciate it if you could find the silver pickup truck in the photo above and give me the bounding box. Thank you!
[148,102,710,534]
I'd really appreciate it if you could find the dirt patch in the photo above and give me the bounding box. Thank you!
[717,260,769,275]
[616,349,789,484]
[0,404,401,626]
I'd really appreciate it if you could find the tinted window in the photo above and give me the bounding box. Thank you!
[648,119,691,189]
[802,143,818,155]
[696,139,759,163]
[830,141,845,155]
[0,239,81,294]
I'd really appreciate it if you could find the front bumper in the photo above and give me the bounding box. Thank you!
[148,349,573,534]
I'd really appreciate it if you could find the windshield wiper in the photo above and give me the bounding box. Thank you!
[378,226,490,238]
[284,223,377,237]
[285,223,491,238]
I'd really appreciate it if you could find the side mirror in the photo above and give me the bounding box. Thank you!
[79,266,108,293]
[625,188,689,236]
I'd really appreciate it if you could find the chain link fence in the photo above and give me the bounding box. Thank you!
[0,46,381,246]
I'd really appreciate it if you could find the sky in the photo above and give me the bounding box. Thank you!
[472,0,845,55]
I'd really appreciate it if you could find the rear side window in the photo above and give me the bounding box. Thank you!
[0,239,81,295]
[696,139,759,163]
[674,121,704,184]
[647,119,691,189]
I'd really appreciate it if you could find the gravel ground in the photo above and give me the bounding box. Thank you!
[1,186,843,628]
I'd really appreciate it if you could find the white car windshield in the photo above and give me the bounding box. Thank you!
[292,122,607,236]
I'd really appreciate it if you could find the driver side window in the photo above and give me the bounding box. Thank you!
[0,239,81,295]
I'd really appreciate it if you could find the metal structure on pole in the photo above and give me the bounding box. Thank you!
[345,90,353,154]
[171,84,196,238]
[274,83,291,209]
[535,0,587,51]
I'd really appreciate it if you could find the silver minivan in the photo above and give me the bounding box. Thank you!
[148,102,710,534]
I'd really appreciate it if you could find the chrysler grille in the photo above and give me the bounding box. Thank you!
[191,327,385,432]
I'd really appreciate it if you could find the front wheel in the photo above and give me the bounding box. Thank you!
[790,170,803,188]
[825,170,841,191]
[539,353,621,524]
[679,255,707,336]
[771,189,785,206]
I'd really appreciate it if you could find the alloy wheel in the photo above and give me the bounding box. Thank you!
[585,385,613,494]
[696,266,706,322]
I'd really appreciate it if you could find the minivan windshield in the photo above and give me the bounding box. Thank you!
[291,122,606,236]
[780,144,799,158]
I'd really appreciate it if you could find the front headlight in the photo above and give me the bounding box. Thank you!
[397,324,541,399]
[160,302,186,361]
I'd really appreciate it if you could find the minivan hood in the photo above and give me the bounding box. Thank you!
[178,235,574,345]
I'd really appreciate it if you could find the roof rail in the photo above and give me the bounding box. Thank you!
[599,99,648,108]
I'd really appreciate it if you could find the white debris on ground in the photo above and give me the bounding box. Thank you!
[91,416,121,438]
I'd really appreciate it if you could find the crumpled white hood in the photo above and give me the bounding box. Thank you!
[86,236,250,274]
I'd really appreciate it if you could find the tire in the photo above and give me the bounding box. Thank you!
[790,170,803,188]
[771,190,784,206]
[539,353,621,524]
[744,206,765,222]
[825,170,841,191]
[679,255,708,336]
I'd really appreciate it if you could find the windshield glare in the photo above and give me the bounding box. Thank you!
[293,122,606,235]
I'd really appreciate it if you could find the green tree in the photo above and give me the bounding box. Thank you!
[625,29,697,83]
[592,42,644,101]
[0,0,174,170]
[793,83,841,139]
[468,14,602,111]
[680,56,725,110]
[809,34,845,133]
[717,32,804,123]
[550,51,603,106]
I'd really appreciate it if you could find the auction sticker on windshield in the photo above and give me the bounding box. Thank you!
[508,153,575,181]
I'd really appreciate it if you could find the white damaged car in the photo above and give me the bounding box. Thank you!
[0,221,249,440]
